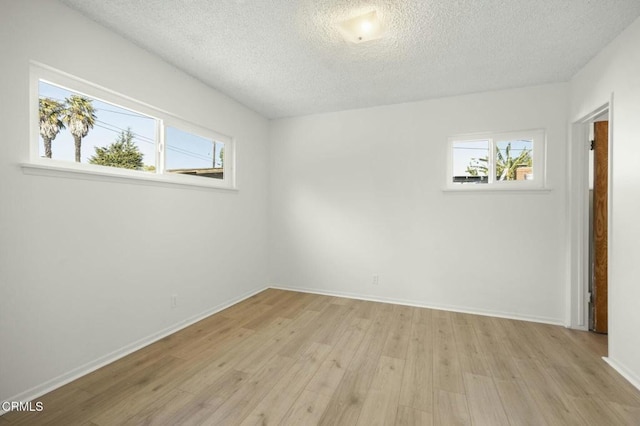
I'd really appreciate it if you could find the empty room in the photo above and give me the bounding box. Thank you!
[2,0,640,424]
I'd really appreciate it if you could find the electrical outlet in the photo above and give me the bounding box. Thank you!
[372,274,379,285]
[171,294,177,308]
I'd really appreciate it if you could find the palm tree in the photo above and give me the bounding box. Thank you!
[38,98,65,158]
[495,142,532,181]
[63,95,96,162]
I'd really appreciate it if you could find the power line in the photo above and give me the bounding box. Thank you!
[94,120,218,162]
[94,120,155,144]
[92,123,153,145]
[95,107,155,119]
[92,122,214,163]
[166,144,213,162]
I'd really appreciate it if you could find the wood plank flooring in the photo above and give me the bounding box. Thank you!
[3,289,640,425]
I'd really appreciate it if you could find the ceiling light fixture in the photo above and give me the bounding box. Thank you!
[338,11,384,44]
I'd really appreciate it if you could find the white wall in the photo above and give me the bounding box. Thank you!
[0,0,269,402]
[269,84,568,323]
[570,16,640,388]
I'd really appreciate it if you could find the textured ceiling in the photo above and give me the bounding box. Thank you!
[59,0,640,119]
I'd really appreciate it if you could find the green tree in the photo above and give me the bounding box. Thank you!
[219,146,224,168]
[466,142,532,181]
[39,98,65,158]
[89,128,144,170]
[63,95,96,162]
[495,142,532,181]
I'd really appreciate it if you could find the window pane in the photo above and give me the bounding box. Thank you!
[452,140,489,184]
[165,127,224,179]
[495,139,533,181]
[38,81,157,172]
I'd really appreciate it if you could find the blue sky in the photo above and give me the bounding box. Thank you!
[165,127,222,170]
[39,81,223,171]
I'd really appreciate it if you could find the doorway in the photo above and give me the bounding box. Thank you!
[588,118,609,334]
[568,101,611,338]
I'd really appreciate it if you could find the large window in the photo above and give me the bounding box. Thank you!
[447,129,545,190]
[29,64,234,189]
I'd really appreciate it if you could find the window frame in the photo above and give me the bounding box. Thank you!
[446,129,546,191]
[26,63,236,191]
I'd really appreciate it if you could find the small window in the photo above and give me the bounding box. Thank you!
[30,64,235,190]
[448,129,545,189]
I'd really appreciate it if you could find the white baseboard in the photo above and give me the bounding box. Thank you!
[603,357,640,392]
[269,284,564,326]
[0,286,268,416]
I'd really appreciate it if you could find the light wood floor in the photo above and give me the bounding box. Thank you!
[3,289,640,425]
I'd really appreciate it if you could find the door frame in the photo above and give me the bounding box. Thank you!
[567,98,613,330]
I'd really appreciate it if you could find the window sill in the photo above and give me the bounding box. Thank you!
[442,186,552,194]
[21,162,238,192]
